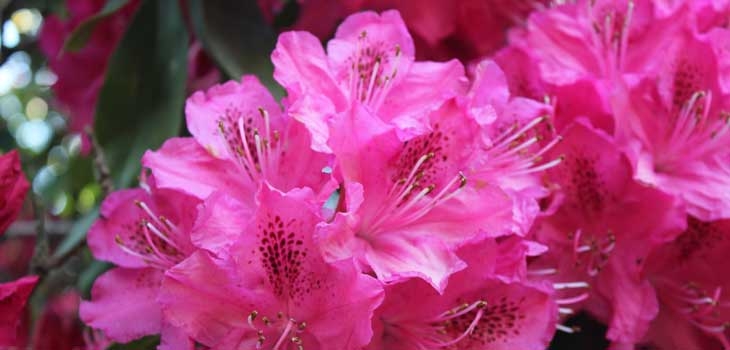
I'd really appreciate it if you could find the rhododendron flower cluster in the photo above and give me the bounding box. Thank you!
[16,0,726,349]
[497,0,730,348]
[80,10,570,349]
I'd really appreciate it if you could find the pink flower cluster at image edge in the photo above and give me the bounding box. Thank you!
[2,0,726,348]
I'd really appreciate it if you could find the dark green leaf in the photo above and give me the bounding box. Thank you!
[77,260,112,298]
[94,0,188,189]
[51,206,98,260]
[108,335,160,350]
[273,0,301,29]
[188,0,283,97]
[63,0,132,52]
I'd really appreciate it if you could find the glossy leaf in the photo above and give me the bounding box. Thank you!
[188,0,283,97]
[63,0,132,52]
[93,0,188,189]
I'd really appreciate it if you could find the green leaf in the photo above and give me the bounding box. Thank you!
[188,0,283,97]
[108,335,160,350]
[51,206,99,260]
[94,0,188,189]
[62,0,132,52]
[77,259,113,298]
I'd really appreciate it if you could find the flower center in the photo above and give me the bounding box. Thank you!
[655,91,730,171]
[363,126,467,235]
[247,311,308,350]
[479,116,563,181]
[569,229,616,277]
[657,280,730,348]
[589,0,634,70]
[218,106,282,182]
[114,200,186,269]
[346,30,402,111]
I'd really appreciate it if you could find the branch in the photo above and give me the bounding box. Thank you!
[86,126,114,196]
[4,219,73,237]
[29,197,49,275]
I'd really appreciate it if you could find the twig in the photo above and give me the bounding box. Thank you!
[29,197,50,275]
[4,219,73,237]
[86,126,114,197]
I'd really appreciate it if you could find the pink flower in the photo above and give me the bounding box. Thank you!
[0,275,39,346]
[1,150,29,235]
[316,100,517,292]
[272,10,466,151]
[80,175,200,347]
[639,217,730,349]
[142,76,333,207]
[368,237,557,349]
[533,119,685,344]
[611,30,730,220]
[159,184,384,349]
[39,0,219,149]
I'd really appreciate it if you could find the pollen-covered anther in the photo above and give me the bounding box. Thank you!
[411,300,489,348]
[347,31,403,109]
[588,0,634,68]
[247,310,307,349]
[216,105,283,182]
[570,229,615,276]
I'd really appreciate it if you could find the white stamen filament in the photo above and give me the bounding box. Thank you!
[559,307,575,315]
[554,282,590,290]
[556,324,578,334]
[528,268,558,276]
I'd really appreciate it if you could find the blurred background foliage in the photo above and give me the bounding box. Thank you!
[0,0,609,348]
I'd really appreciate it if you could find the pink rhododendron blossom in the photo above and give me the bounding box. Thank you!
[272,10,467,150]
[0,275,39,346]
[317,101,518,292]
[639,217,730,349]
[368,237,557,349]
[1,150,30,235]
[142,76,332,207]
[533,119,686,344]
[160,185,384,349]
[80,174,200,347]
[612,37,730,221]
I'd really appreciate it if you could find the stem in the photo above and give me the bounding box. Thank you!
[29,197,49,275]
[86,126,114,197]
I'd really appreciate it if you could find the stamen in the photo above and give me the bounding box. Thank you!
[559,307,575,315]
[556,324,580,334]
[528,268,558,276]
[554,282,590,290]
[272,319,295,350]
